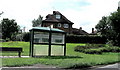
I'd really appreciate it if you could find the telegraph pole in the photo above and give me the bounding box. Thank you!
[0,11,4,17]
[118,1,120,10]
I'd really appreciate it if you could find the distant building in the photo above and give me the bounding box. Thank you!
[42,11,88,35]
[72,27,88,35]
[89,28,97,35]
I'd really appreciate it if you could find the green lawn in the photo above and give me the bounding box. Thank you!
[2,41,29,56]
[1,41,120,68]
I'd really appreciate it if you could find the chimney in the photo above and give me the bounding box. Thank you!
[53,11,56,14]
[92,28,94,33]
[79,27,82,30]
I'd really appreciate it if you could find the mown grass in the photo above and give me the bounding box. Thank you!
[1,42,120,68]
[2,41,29,56]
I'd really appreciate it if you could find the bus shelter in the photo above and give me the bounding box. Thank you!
[29,27,66,57]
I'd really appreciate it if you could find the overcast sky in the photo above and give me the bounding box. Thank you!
[0,0,119,33]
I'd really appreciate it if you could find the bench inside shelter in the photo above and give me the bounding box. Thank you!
[0,47,22,57]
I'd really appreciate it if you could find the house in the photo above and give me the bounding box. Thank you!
[42,11,74,34]
[89,28,97,35]
[42,11,88,35]
[72,27,88,35]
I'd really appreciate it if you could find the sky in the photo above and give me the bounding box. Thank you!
[0,0,119,33]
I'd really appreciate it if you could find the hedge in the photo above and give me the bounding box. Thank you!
[66,35,107,44]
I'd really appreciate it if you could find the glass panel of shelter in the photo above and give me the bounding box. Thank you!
[33,44,49,56]
[51,45,64,56]
[51,33,64,44]
[32,31,65,56]
[34,31,49,43]
[51,33,65,56]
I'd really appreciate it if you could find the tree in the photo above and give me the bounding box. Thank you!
[95,10,120,46]
[32,15,43,27]
[0,18,20,40]
[109,11,120,46]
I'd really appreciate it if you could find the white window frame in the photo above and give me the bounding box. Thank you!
[56,15,61,19]
[64,24,69,28]
[57,23,61,27]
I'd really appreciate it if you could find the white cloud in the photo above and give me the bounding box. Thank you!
[0,0,54,31]
[57,0,119,33]
[0,0,119,33]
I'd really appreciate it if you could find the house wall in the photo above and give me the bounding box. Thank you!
[42,22,73,34]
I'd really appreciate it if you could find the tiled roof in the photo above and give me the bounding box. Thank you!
[72,28,88,35]
[42,11,74,24]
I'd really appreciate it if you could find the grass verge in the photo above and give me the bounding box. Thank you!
[1,42,120,69]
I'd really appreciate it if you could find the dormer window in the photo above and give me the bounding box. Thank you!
[56,15,61,19]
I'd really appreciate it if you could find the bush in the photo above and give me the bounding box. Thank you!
[84,49,102,54]
[15,32,30,42]
[74,46,90,52]
[15,34,23,41]
[101,46,120,52]
[0,39,6,42]
[86,43,106,48]
[74,44,120,54]
[23,32,30,42]
[74,44,104,54]
[74,44,105,52]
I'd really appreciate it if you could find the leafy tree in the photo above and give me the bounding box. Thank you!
[95,16,109,35]
[0,18,20,40]
[23,32,30,42]
[32,15,43,27]
[109,11,120,46]
[95,10,120,46]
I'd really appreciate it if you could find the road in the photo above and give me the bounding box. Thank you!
[92,63,120,70]
[1,63,120,70]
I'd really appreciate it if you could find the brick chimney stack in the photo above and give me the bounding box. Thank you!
[79,27,82,30]
[92,28,94,33]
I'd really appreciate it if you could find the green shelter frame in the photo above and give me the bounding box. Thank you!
[29,27,66,57]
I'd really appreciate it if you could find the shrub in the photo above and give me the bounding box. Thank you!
[23,32,30,42]
[101,46,120,52]
[74,45,103,54]
[74,46,90,52]
[84,49,102,54]
[86,43,106,48]
[15,32,30,42]
[74,44,105,52]
[0,39,6,42]
[74,44,120,54]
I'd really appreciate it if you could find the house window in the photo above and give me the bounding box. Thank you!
[57,23,61,27]
[64,24,69,28]
[56,15,61,19]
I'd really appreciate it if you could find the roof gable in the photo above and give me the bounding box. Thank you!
[42,11,74,24]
